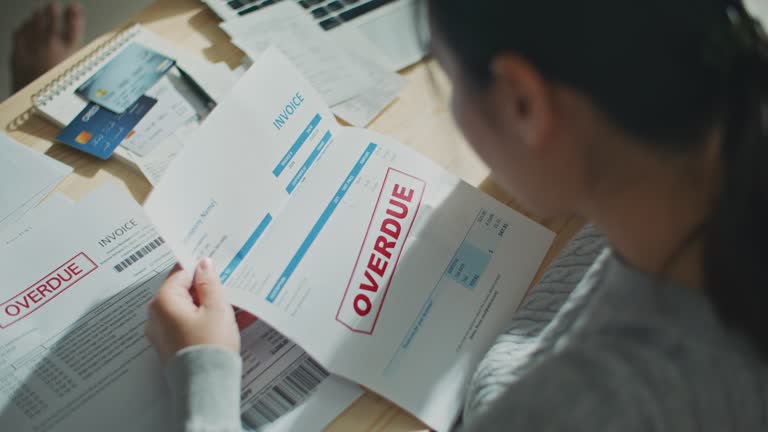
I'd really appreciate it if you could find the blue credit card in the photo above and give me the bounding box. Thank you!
[56,95,157,159]
[76,43,175,114]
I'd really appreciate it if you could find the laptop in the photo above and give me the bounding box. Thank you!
[203,0,428,71]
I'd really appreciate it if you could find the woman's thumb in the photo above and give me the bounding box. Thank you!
[193,258,225,307]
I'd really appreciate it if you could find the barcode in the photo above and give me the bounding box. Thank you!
[241,356,329,430]
[113,237,165,273]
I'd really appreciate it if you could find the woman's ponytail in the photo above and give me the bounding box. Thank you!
[702,4,768,356]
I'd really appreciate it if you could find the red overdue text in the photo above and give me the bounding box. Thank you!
[337,168,426,334]
[0,253,98,328]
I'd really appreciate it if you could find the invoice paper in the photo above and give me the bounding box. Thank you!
[0,183,361,432]
[145,47,555,431]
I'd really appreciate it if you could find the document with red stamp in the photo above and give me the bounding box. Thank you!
[146,47,555,431]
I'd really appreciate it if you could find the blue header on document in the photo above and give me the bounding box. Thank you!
[220,213,273,284]
[273,113,322,178]
[286,130,332,195]
[267,142,378,303]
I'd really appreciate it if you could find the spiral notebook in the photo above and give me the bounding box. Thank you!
[33,24,232,127]
[32,24,235,172]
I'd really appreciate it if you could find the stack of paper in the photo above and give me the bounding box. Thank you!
[221,2,406,127]
[0,133,72,233]
[0,183,362,432]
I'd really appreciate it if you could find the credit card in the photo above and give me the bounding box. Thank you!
[76,43,175,113]
[56,96,158,159]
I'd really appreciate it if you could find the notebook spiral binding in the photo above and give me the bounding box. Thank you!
[31,24,141,108]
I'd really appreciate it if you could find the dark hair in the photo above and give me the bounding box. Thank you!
[429,1,768,355]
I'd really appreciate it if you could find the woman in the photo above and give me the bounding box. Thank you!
[145,0,768,430]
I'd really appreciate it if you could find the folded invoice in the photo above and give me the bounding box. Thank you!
[146,48,555,431]
[0,184,361,432]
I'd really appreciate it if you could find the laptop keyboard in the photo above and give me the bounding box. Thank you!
[224,0,397,30]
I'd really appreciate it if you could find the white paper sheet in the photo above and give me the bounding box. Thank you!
[120,72,203,157]
[118,62,239,184]
[132,130,186,186]
[0,183,362,432]
[331,54,406,127]
[221,2,369,107]
[125,119,202,186]
[0,133,72,233]
[327,25,407,127]
[222,3,405,127]
[144,48,554,431]
[1,193,73,246]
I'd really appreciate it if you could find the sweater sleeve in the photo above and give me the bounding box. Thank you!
[462,225,608,424]
[165,345,244,432]
[460,343,654,432]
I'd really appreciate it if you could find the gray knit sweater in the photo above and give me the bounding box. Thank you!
[165,226,768,431]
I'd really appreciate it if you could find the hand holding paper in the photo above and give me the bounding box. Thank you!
[145,259,241,363]
[145,47,554,431]
[1,184,361,432]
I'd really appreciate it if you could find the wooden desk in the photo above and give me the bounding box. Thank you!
[0,0,583,430]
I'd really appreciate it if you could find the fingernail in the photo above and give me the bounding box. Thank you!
[199,257,210,271]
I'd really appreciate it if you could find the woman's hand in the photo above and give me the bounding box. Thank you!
[145,258,240,363]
